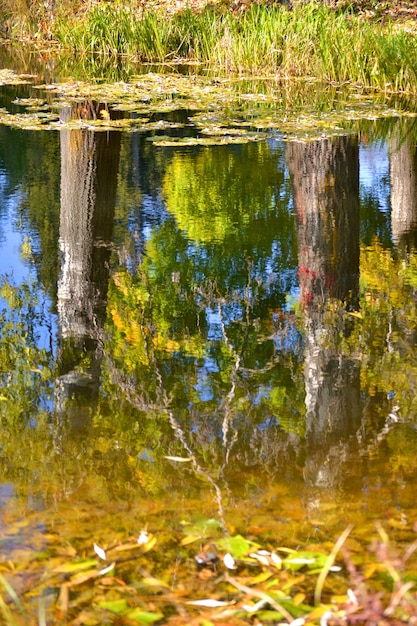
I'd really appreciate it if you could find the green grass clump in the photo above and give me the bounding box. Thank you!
[50,1,417,93]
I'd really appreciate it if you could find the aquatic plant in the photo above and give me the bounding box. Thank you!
[48,1,417,92]
[2,0,417,92]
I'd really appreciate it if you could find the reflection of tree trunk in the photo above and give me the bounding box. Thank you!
[287,136,361,493]
[389,131,417,251]
[56,106,121,426]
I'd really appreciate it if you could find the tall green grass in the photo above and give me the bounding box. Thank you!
[52,1,417,92]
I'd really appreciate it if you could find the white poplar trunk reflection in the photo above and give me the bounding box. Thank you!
[58,121,96,339]
[389,132,417,248]
[55,105,121,425]
[287,136,361,493]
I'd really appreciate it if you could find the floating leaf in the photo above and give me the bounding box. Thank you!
[0,69,34,85]
[66,569,102,586]
[223,553,237,570]
[250,571,275,584]
[186,599,234,607]
[271,553,283,568]
[126,608,164,623]
[142,576,171,589]
[99,562,115,576]
[99,598,129,614]
[93,543,107,561]
[249,551,271,566]
[137,531,149,545]
[114,534,156,553]
[53,558,98,574]
[181,535,201,546]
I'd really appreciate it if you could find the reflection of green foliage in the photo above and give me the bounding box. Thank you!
[0,278,54,424]
[162,142,284,244]
[105,204,305,473]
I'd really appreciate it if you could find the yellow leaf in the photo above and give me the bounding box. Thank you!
[332,594,349,603]
[142,576,171,589]
[142,535,157,552]
[250,571,274,584]
[53,558,98,573]
[293,592,306,606]
[68,570,101,586]
[180,535,201,546]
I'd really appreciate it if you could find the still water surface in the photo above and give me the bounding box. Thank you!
[0,63,417,618]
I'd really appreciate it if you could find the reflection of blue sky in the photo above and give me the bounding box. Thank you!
[359,140,390,213]
[0,169,29,281]
[1,205,29,282]
[0,179,57,356]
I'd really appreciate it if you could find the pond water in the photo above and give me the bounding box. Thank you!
[1,58,417,622]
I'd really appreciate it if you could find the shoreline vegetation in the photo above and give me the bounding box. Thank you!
[0,1,417,91]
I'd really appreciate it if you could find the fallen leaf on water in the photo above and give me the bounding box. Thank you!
[181,535,201,546]
[53,558,98,573]
[142,576,171,589]
[249,551,270,566]
[270,553,282,568]
[126,608,164,622]
[285,557,316,565]
[186,599,234,607]
[223,553,237,570]
[98,562,115,576]
[66,569,102,586]
[114,534,157,553]
[138,531,149,545]
[98,598,129,614]
[250,571,275,584]
[93,543,107,561]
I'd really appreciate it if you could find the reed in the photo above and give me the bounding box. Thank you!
[51,1,417,93]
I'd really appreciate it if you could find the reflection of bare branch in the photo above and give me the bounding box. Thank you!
[103,328,228,528]
[102,353,163,414]
[215,260,256,467]
[196,266,300,472]
[166,407,227,529]
[217,300,240,465]
[149,331,228,526]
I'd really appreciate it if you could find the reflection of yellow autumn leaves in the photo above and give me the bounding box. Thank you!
[107,270,205,369]
[358,240,417,404]
[360,240,405,311]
